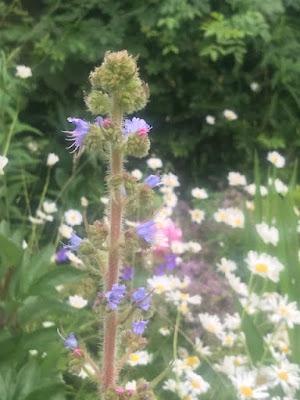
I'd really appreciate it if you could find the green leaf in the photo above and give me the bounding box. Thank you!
[0,233,23,267]
[28,267,85,295]
[17,296,74,324]
[241,310,265,363]
[18,245,55,296]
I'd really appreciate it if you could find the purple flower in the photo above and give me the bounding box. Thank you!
[132,320,149,335]
[65,117,89,152]
[95,116,111,128]
[105,284,126,310]
[121,266,134,281]
[123,118,151,137]
[165,253,177,271]
[136,220,156,243]
[65,233,82,252]
[132,287,151,311]
[154,264,166,276]
[55,248,69,264]
[64,333,78,350]
[154,254,177,275]
[144,175,161,188]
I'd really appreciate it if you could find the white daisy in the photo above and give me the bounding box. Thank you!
[161,172,180,188]
[199,313,223,337]
[43,201,57,214]
[64,209,83,226]
[228,171,247,186]
[217,257,237,274]
[127,351,152,366]
[231,370,269,399]
[80,196,89,207]
[274,178,288,195]
[191,187,208,199]
[206,115,215,125]
[16,65,32,79]
[147,157,162,170]
[250,82,260,92]
[58,223,73,239]
[223,109,238,121]
[226,272,249,297]
[189,209,205,224]
[270,360,300,395]
[256,223,279,246]
[47,153,59,167]
[245,251,284,282]
[186,241,202,253]
[68,295,88,309]
[267,151,285,168]
[131,169,143,180]
[159,327,171,336]
[260,294,300,328]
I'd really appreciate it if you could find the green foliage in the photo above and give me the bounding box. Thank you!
[1,0,300,184]
[0,216,89,399]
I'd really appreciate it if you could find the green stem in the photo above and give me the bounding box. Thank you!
[28,167,51,250]
[173,311,180,360]
[3,111,18,156]
[241,273,255,324]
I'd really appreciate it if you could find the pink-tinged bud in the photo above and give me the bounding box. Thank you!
[115,387,126,394]
[72,348,84,357]
[137,128,148,137]
[103,118,112,128]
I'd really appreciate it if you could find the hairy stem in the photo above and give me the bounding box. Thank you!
[102,101,123,391]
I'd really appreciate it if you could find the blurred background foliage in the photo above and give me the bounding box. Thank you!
[1,0,300,186]
[1,1,300,399]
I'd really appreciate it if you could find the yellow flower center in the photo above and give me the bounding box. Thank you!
[235,217,242,226]
[278,371,288,381]
[223,335,234,346]
[254,263,269,274]
[180,293,190,301]
[278,306,289,317]
[240,386,253,397]
[191,379,202,389]
[185,356,200,368]
[280,344,289,353]
[206,323,217,333]
[155,284,166,293]
[179,302,188,315]
[129,354,140,363]
[219,211,227,221]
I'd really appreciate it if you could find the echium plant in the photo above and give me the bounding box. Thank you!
[62,51,157,399]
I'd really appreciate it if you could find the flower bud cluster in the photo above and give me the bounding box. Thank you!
[88,51,149,114]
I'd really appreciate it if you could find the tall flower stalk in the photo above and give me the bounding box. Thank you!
[102,100,124,389]
[65,51,152,398]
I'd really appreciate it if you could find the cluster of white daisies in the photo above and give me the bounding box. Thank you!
[187,151,289,231]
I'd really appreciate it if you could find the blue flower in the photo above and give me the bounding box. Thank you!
[105,284,126,310]
[123,118,151,137]
[136,220,156,243]
[65,117,89,152]
[121,266,134,281]
[55,248,69,264]
[65,233,82,252]
[144,175,161,188]
[154,264,166,276]
[64,333,78,350]
[165,253,177,271]
[132,287,151,311]
[154,254,177,275]
[132,320,148,335]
